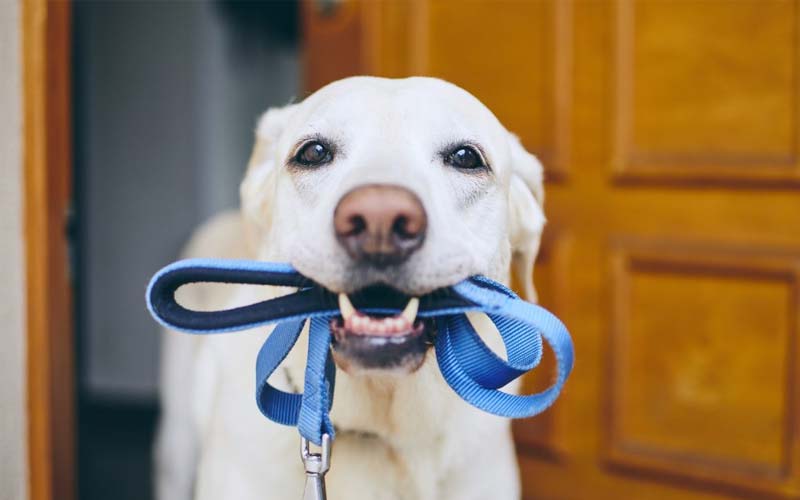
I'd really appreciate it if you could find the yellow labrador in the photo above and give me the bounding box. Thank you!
[156,77,545,500]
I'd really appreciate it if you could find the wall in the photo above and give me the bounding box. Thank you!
[73,1,299,400]
[0,0,28,498]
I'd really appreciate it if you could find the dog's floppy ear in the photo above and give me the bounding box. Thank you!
[507,134,546,303]
[240,104,298,246]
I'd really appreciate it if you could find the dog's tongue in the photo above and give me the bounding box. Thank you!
[338,294,419,337]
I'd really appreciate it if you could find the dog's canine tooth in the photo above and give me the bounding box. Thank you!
[338,293,356,321]
[400,298,419,324]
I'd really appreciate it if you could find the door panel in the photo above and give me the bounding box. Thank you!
[607,244,799,497]
[304,1,800,498]
[615,0,800,183]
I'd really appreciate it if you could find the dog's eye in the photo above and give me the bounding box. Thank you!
[294,141,333,167]
[445,145,486,170]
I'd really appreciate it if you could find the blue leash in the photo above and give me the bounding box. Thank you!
[146,258,574,446]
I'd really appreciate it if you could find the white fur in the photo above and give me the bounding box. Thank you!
[155,77,545,500]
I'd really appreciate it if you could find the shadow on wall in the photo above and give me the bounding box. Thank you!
[73,1,299,499]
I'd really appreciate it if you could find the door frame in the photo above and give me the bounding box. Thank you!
[22,1,75,499]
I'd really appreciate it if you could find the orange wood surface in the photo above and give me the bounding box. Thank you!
[304,1,800,498]
[23,1,75,499]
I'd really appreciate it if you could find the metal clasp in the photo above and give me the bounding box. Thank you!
[301,433,331,500]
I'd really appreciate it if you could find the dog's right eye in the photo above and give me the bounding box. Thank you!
[293,141,333,167]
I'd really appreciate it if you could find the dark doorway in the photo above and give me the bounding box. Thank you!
[72,2,299,498]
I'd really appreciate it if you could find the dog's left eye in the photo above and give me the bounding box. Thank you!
[445,145,487,170]
[294,141,333,167]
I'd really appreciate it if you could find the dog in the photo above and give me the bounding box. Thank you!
[155,76,546,500]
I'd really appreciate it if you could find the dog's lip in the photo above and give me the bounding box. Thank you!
[329,317,428,344]
[329,316,435,372]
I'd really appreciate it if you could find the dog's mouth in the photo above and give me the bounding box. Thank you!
[329,286,436,374]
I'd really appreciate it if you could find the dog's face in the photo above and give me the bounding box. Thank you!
[242,77,545,374]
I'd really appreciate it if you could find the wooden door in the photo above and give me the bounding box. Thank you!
[303,1,800,498]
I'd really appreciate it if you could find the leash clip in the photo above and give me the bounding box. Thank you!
[301,433,331,500]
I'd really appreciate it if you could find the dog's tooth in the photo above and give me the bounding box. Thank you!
[400,298,419,324]
[366,318,379,334]
[338,293,356,321]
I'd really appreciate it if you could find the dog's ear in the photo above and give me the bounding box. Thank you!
[506,133,546,303]
[240,104,298,247]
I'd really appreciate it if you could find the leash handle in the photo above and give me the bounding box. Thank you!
[146,258,473,335]
[146,259,324,333]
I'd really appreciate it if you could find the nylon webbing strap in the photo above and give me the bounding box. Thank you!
[147,258,574,445]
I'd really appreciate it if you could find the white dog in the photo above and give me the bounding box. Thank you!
[155,76,546,500]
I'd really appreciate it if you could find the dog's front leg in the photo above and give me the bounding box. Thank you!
[322,435,419,500]
[437,419,521,500]
[194,424,301,500]
[192,332,304,500]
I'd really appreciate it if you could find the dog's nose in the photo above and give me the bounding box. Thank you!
[334,184,427,268]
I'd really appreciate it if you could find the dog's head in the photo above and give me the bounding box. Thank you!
[241,77,545,374]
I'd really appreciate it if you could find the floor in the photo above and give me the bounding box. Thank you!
[79,401,158,500]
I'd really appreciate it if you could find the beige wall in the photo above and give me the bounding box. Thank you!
[0,0,27,499]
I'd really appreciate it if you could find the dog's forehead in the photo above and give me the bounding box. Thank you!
[292,77,506,142]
